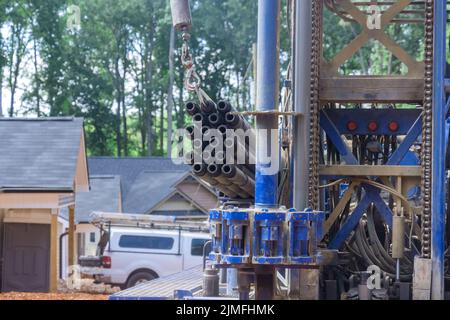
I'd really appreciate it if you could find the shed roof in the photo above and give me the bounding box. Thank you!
[0,117,87,191]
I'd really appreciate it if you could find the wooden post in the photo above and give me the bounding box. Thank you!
[50,210,58,293]
[68,206,75,267]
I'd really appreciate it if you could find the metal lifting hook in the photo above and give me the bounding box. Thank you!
[171,0,212,103]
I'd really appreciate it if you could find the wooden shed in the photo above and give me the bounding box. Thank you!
[0,117,89,292]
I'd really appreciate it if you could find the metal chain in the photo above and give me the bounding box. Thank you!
[308,0,323,210]
[421,0,434,259]
[180,31,214,106]
[181,31,201,92]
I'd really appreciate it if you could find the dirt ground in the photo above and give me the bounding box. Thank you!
[0,292,108,300]
[0,279,119,300]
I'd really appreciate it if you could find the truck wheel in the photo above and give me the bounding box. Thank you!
[126,271,156,288]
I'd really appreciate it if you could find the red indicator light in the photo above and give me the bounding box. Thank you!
[347,121,358,131]
[368,121,378,132]
[388,121,399,132]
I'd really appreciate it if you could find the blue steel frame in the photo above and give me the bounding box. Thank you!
[321,108,422,249]
[431,0,447,300]
[322,1,449,299]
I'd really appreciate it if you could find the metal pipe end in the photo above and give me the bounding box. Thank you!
[193,139,203,149]
[221,164,235,177]
[215,151,225,163]
[186,101,200,116]
[224,137,234,148]
[218,125,228,135]
[208,113,221,126]
[210,138,219,148]
[193,113,203,123]
[203,150,212,162]
[201,126,210,135]
[185,125,195,138]
[193,163,207,176]
[217,100,232,113]
[207,163,221,177]
[225,113,240,128]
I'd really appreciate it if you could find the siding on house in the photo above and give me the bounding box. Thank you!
[176,180,219,213]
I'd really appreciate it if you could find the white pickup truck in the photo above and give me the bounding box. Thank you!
[80,225,211,289]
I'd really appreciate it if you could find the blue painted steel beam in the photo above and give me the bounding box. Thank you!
[320,112,358,165]
[321,109,421,136]
[328,185,393,249]
[387,115,422,165]
[255,0,281,207]
[446,95,450,115]
[431,0,447,300]
[366,186,393,227]
[329,195,371,249]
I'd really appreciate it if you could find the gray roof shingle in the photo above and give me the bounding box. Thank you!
[88,157,189,198]
[0,117,84,191]
[123,170,188,214]
[75,175,122,223]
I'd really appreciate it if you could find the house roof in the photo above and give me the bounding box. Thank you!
[75,175,122,223]
[88,157,217,215]
[122,170,189,214]
[88,157,189,198]
[0,117,87,191]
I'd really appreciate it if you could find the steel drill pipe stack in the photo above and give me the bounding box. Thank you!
[192,163,238,198]
[219,101,256,155]
[200,100,217,114]
[192,113,206,126]
[185,101,201,116]
[208,113,224,127]
[218,100,252,132]
[224,136,256,173]
[185,125,195,140]
[217,100,233,114]
[183,99,257,199]
[207,164,251,198]
[221,164,255,196]
[224,112,251,131]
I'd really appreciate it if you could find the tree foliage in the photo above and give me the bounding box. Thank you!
[0,1,434,156]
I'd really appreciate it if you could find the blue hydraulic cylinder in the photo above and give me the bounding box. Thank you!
[252,209,286,264]
[255,0,281,207]
[221,209,251,264]
[288,208,325,264]
[431,0,447,301]
[208,209,222,262]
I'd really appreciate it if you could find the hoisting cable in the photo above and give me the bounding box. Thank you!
[171,0,215,106]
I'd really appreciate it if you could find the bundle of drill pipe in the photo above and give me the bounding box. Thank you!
[184,100,256,199]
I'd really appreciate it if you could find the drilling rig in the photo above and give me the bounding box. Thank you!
[170,0,450,300]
